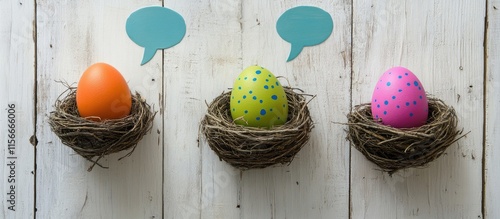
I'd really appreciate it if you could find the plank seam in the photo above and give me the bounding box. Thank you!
[33,0,38,218]
[348,1,354,219]
[238,1,243,218]
[161,1,165,219]
[482,0,489,218]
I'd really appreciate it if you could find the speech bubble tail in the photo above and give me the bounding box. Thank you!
[141,47,158,65]
[287,45,304,62]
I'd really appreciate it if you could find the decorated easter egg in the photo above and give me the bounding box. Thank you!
[76,63,132,121]
[230,66,288,128]
[371,67,428,128]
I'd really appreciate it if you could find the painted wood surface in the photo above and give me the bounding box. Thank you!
[161,1,242,218]
[0,0,498,218]
[486,0,500,218]
[238,1,351,218]
[35,0,163,218]
[0,1,35,218]
[351,1,485,218]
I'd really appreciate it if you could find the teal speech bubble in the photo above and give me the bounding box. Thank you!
[276,6,333,62]
[126,6,186,65]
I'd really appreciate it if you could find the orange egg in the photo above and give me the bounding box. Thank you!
[76,63,132,121]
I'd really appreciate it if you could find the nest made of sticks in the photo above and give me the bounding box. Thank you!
[49,88,155,171]
[200,87,314,169]
[346,97,466,174]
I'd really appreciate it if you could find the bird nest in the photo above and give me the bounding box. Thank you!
[346,96,466,174]
[200,87,314,169]
[49,88,155,171]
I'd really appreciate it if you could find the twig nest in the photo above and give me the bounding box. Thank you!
[49,88,155,171]
[347,96,464,174]
[200,87,314,169]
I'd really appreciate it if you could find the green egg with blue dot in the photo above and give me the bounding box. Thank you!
[230,66,289,128]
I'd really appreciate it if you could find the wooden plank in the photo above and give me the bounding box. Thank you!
[161,1,242,218]
[239,1,351,218]
[36,1,163,218]
[351,1,485,218]
[486,1,500,218]
[0,0,35,218]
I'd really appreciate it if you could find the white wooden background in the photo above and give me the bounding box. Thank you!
[0,0,497,218]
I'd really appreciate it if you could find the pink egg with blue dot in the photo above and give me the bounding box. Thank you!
[371,67,428,128]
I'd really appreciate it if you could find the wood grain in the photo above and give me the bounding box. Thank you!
[351,1,485,218]
[486,1,500,218]
[162,0,243,218]
[239,1,351,218]
[35,0,163,218]
[0,1,35,218]
[0,0,497,218]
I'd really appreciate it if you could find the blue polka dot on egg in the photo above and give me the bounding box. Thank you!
[256,70,261,74]
[253,78,257,81]
[272,95,278,100]
[260,109,266,115]
[264,85,269,89]
[414,81,419,86]
[384,100,389,105]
